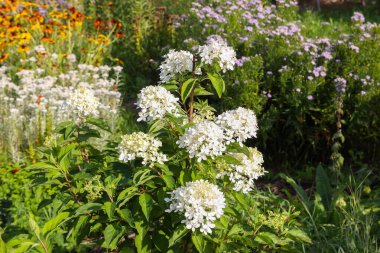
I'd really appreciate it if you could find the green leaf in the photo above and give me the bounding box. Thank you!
[55,121,76,138]
[117,186,139,208]
[191,233,213,253]
[75,203,103,215]
[162,84,178,92]
[181,78,196,102]
[42,212,70,237]
[254,232,279,246]
[316,165,331,209]
[135,221,150,253]
[148,119,165,134]
[86,117,111,132]
[28,213,41,237]
[168,225,189,248]
[0,231,6,253]
[227,224,244,237]
[58,143,77,160]
[139,193,153,222]
[102,224,125,250]
[217,155,241,165]
[286,229,312,244]
[162,175,175,190]
[194,87,214,96]
[226,142,250,156]
[26,162,57,171]
[103,202,116,220]
[70,216,89,245]
[133,169,157,186]
[207,72,225,98]
[117,209,135,227]
[279,174,310,208]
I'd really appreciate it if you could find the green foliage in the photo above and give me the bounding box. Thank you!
[0,61,311,252]
[284,166,380,253]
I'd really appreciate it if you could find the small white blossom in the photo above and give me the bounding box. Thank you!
[159,50,194,83]
[198,37,237,72]
[221,148,266,193]
[118,132,167,167]
[66,54,77,63]
[68,87,100,118]
[216,107,258,145]
[136,85,180,122]
[165,180,225,234]
[177,120,226,161]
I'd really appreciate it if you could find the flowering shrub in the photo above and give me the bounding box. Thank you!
[0,41,310,252]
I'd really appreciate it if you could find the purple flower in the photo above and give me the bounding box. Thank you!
[307,95,314,100]
[245,26,253,32]
[349,45,359,53]
[334,77,347,93]
[235,56,250,66]
[312,66,327,77]
[351,12,365,23]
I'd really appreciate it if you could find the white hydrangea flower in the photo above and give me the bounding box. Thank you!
[68,87,100,118]
[223,148,266,193]
[118,132,167,167]
[198,37,237,72]
[159,50,195,83]
[215,107,258,145]
[136,85,180,122]
[165,180,225,234]
[177,120,226,162]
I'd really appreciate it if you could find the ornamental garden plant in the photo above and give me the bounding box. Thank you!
[0,0,379,252]
[1,37,311,252]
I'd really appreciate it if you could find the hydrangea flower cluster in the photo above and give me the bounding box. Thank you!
[68,87,100,118]
[198,37,237,72]
[165,180,225,234]
[136,85,181,122]
[176,120,226,162]
[222,148,266,193]
[118,132,167,167]
[215,107,258,145]
[159,50,194,83]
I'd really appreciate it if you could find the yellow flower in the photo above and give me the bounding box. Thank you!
[18,44,30,53]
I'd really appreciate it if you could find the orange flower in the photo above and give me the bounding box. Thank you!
[41,36,54,43]
[116,31,124,38]
[94,18,103,29]
[0,53,9,62]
